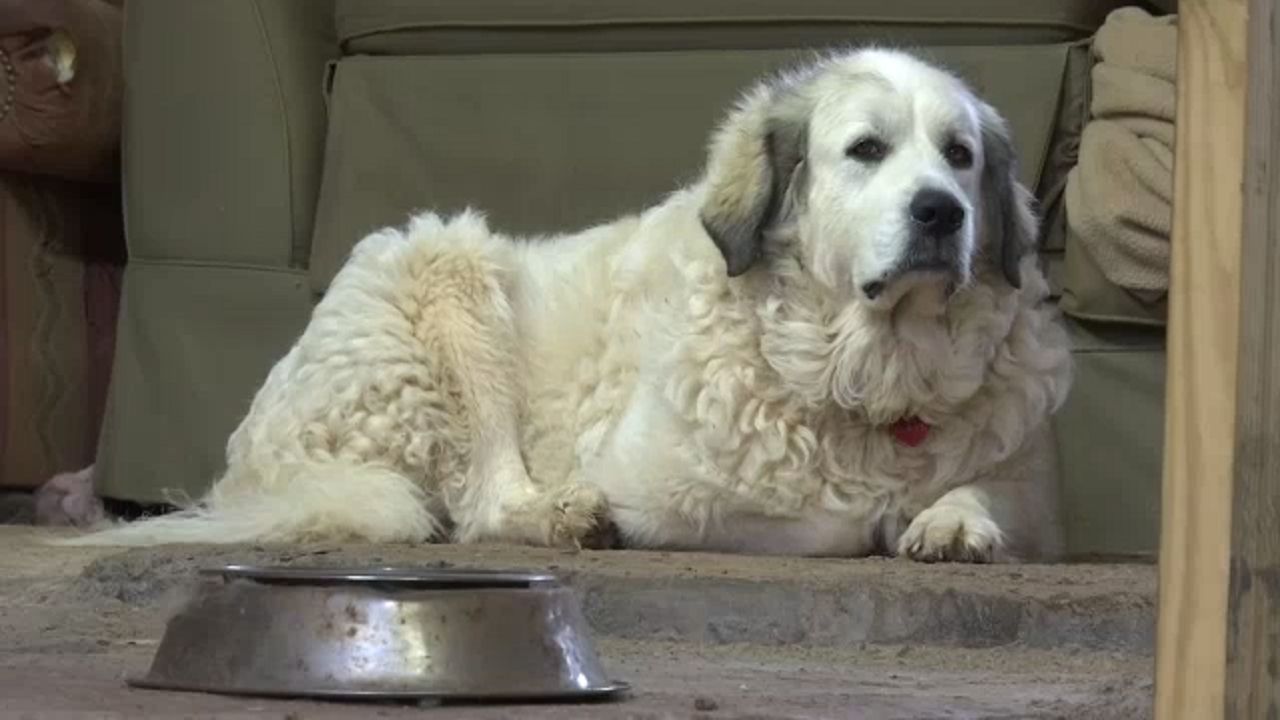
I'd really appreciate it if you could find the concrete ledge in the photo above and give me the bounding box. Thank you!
[0,528,1156,718]
[63,536,1157,656]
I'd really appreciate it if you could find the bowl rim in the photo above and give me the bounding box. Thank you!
[202,564,562,589]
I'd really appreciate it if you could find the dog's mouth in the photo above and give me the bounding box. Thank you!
[860,262,960,301]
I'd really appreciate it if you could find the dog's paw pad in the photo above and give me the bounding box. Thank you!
[897,505,1003,563]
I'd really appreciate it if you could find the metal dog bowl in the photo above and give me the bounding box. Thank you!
[128,565,628,702]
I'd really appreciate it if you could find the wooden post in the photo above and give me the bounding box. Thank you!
[1225,0,1280,715]
[1155,0,1280,718]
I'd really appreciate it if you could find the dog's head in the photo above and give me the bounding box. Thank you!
[699,49,1036,307]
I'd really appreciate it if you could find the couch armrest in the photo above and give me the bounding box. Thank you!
[123,0,336,268]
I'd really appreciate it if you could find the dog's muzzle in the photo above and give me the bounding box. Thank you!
[861,189,967,300]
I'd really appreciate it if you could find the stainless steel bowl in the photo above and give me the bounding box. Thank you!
[128,565,628,702]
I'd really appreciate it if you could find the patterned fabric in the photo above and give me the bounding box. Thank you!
[0,0,124,488]
[0,175,124,488]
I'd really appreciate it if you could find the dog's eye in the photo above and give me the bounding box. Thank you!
[944,143,974,169]
[846,138,888,163]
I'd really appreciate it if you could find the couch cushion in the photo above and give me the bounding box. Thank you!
[1,176,124,489]
[123,0,335,267]
[309,44,1071,290]
[1061,234,1168,326]
[335,0,1133,55]
[94,260,314,504]
[1055,319,1165,558]
[1037,41,1093,300]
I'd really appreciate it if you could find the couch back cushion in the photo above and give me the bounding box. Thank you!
[334,0,1127,54]
[309,1,1126,290]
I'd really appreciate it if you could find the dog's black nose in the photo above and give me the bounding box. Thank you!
[908,189,965,237]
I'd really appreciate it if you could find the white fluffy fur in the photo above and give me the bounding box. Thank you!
[62,49,1072,562]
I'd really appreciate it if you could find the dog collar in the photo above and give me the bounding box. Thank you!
[890,416,931,447]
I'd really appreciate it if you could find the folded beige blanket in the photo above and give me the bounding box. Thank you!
[1065,7,1177,294]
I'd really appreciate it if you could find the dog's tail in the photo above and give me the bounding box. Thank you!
[50,461,441,547]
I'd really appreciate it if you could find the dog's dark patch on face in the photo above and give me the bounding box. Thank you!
[699,70,818,277]
[701,125,809,277]
[978,105,1036,289]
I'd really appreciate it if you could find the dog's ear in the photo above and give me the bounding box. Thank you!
[978,103,1038,289]
[699,81,809,277]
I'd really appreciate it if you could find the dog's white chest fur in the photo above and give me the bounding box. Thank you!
[502,190,1065,557]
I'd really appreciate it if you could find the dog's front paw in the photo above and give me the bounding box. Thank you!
[897,504,1003,563]
[461,480,613,550]
[544,483,614,550]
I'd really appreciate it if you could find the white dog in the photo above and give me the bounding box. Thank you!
[66,48,1072,562]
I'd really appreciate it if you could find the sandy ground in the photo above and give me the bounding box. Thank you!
[0,527,1155,719]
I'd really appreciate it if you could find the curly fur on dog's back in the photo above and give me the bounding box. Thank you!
[65,214,507,544]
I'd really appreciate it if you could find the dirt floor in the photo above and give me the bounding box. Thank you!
[0,526,1155,719]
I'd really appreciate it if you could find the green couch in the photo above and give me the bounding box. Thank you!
[97,0,1171,558]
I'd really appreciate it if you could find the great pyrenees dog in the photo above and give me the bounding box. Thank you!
[67,48,1072,562]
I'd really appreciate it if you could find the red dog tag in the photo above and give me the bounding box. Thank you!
[891,416,931,447]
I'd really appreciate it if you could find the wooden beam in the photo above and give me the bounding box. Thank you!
[1155,0,1279,718]
[1226,0,1280,715]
